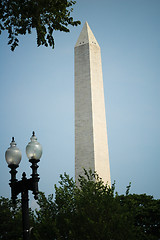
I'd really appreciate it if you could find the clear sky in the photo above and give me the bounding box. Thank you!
[0,0,160,207]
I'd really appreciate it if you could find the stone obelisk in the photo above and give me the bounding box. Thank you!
[75,22,111,185]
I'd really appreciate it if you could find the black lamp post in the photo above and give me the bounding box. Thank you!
[5,131,42,240]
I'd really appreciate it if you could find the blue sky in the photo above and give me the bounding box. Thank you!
[0,0,160,206]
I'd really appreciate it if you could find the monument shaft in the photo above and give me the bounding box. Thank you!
[75,22,111,185]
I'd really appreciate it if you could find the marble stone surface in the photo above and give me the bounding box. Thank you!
[75,22,111,186]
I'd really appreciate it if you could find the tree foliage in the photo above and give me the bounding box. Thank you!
[32,192,57,240]
[117,193,160,240]
[52,170,135,240]
[0,197,22,239]
[0,196,35,240]
[0,170,160,240]
[0,0,81,51]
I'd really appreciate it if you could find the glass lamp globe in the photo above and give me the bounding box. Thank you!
[26,132,42,160]
[5,137,22,166]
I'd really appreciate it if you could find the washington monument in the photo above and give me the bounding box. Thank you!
[74,22,111,185]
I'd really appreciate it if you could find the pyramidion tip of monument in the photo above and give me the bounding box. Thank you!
[75,21,99,48]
